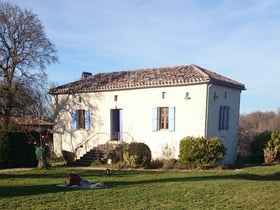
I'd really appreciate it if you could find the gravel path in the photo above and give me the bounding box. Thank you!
[0,168,35,173]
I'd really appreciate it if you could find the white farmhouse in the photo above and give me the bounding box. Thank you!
[49,64,245,164]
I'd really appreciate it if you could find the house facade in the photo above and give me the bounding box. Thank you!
[49,64,245,164]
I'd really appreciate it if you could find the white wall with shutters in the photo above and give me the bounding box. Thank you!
[52,82,242,164]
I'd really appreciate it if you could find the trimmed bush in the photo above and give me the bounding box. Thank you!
[264,131,280,164]
[124,142,151,168]
[179,136,226,169]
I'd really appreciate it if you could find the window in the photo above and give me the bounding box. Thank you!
[159,107,168,129]
[152,107,175,132]
[77,109,85,129]
[71,109,90,131]
[219,106,230,130]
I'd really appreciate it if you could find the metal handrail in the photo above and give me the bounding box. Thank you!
[74,131,136,159]
[75,132,110,152]
[120,132,135,143]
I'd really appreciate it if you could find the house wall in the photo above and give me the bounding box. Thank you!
[206,84,242,163]
[52,82,241,164]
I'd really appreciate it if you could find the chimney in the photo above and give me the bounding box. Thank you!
[81,72,92,79]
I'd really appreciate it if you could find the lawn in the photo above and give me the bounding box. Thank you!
[0,164,280,210]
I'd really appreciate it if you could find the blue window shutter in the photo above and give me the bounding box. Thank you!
[119,109,123,140]
[71,109,77,131]
[218,105,223,130]
[169,107,175,132]
[152,107,158,132]
[85,109,90,131]
[226,106,230,130]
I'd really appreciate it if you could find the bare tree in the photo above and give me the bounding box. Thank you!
[238,109,280,162]
[0,2,57,129]
[0,2,57,169]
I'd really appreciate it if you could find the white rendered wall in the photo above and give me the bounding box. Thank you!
[206,84,241,163]
[52,83,241,164]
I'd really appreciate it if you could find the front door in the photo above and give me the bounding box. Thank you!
[110,109,123,140]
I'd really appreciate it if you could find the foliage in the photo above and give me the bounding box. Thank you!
[123,142,151,168]
[238,110,280,163]
[148,159,164,169]
[122,152,137,168]
[0,131,38,168]
[179,136,226,169]
[264,131,280,164]
[0,131,11,168]
[1,165,280,209]
[62,150,75,165]
[250,131,271,163]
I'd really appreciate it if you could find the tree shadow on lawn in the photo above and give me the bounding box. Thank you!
[107,171,280,188]
[0,183,85,198]
[0,171,279,198]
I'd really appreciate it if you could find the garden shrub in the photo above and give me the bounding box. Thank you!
[0,131,38,169]
[62,150,75,165]
[179,136,226,169]
[162,158,177,169]
[148,159,164,169]
[250,131,271,163]
[123,152,137,168]
[263,131,280,164]
[124,142,151,168]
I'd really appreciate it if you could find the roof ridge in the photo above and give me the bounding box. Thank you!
[190,64,211,79]
[49,64,245,94]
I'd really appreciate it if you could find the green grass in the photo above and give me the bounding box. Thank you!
[0,165,280,210]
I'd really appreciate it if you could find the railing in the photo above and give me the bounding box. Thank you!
[121,132,135,143]
[74,132,110,159]
[74,131,136,159]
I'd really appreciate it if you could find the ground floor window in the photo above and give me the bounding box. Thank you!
[152,107,175,132]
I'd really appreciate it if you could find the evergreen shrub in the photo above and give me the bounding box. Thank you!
[179,136,226,169]
[124,142,151,168]
[0,131,38,168]
[250,131,271,163]
[263,131,280,164]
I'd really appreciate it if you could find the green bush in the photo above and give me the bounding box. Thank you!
[124,142,151,168]
[148,159,164,169]
[250,131,271,163]
[0,131,38,169]
[263,131,280,164]
[0,131,11,168]
[179,136,226,169]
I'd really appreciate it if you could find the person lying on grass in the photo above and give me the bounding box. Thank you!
[66,171,105,188]
[69,171,82,186]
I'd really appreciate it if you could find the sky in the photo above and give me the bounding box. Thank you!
[7,0,280,114]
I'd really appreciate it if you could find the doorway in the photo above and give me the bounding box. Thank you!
[110,109,123,140]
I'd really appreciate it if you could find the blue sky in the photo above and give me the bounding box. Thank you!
[8,0,280,113]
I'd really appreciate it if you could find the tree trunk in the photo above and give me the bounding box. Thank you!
[37,154,47,169]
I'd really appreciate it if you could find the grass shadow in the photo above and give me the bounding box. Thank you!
[1,167,279,197]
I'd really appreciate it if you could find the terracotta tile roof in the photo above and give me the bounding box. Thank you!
[10,116,53,126]
[49,64,245,94]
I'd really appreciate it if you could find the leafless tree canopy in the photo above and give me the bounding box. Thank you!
[0,2,57,128]
[238,109,280,160]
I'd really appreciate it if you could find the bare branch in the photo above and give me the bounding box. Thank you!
[0,2,58,128]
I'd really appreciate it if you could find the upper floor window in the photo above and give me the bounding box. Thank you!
[219,105,230,130]
[71,109,90,131]
[152,107,175,132]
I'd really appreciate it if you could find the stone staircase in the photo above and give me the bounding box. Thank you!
[75,148,105,166]
[75,141,126,166]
